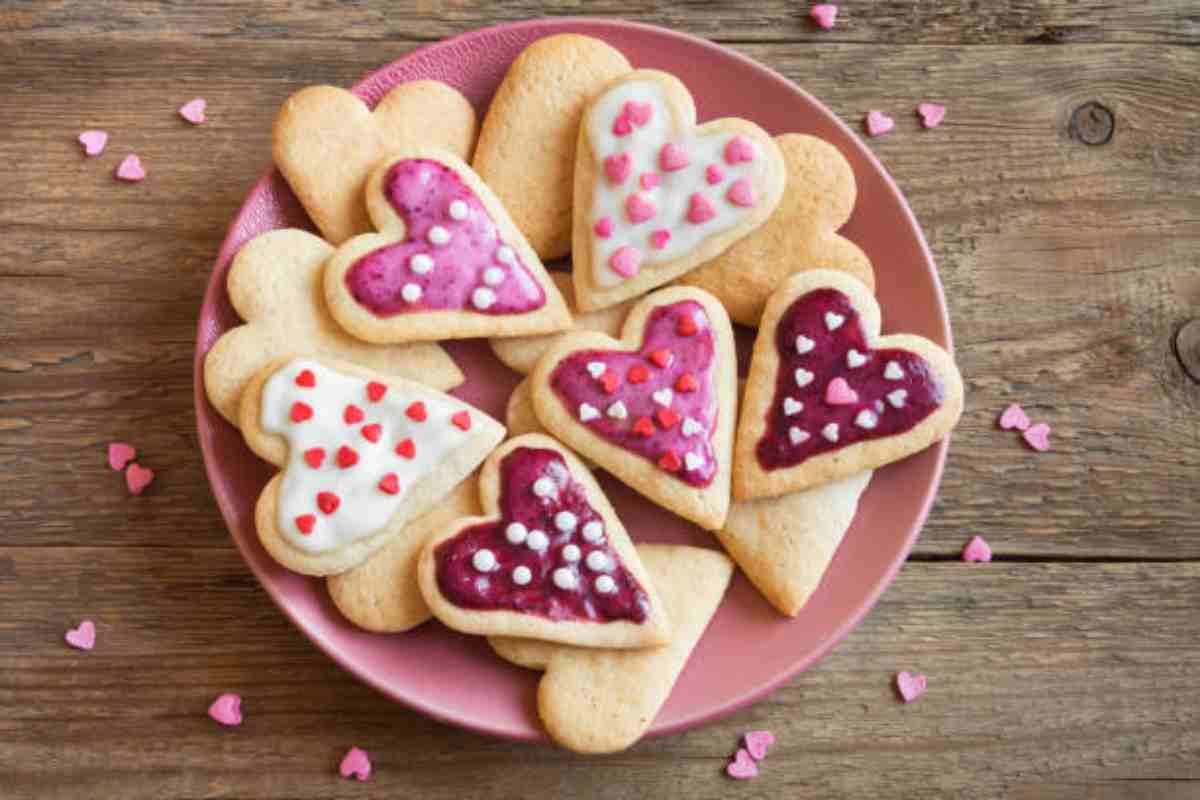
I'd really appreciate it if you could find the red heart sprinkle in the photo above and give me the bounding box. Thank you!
[303,447,325,468]
[295,514,316,534]
[656,408,680,429]
[451,411,472,430]
[361,423,382,442]
[378,473,400,495]
[317,491,340,514]
[295,369,316,387]
[677,315,698,336]
[599,371,621,394]
[675,373,699,393]
[395,438,416,459]
[628,364,650,384]
[632,417,655,437]
[366,381,387,402]
[336,446,359,469]
[657,450,682,472]
[344,404,364,424]
[289,402,313,423]
[406,401,427,422]
[648,349,673,368]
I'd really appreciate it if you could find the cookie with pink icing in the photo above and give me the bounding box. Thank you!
[733,270,963,500]
[322,148,572,343]
[417,434,671,649]
[237,356,505,576]
[530,286,737,530]
[570,69,786,312]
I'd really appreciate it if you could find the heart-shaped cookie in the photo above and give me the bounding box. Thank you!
[530,286,738,530]
[238,356,504,576]
[571,70,786,311]
[680,133,875,326]
[418,434,670,649]
[322,148,572,343]
[488,544,733,753]
[204,229,462,425]
[273,82,477,244]
[734,270,963,500]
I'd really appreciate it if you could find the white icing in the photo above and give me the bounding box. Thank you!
[606,400,628,420]
[259,359,471,554]
[448,199,469,220]
[579,403,600,422]
[847,349,867,368]
[585,550,611,572]
[409,253,434,274]
[532,477,556,498]
[885,361,905,380]
[586,361,607,379]
[795,335,815,354]
[471,287,496,310]
[684,452,703,471]
[783,397,803,416]
[789,426,810,445]
[825,312,845,331]
[595,574,617,594]
[401,283,422,303]
[887,389,908,408]
[681,417,702,436]
[821,423,839,442]
[587,80,770,286]
[472,549,497,572]
[652,388,673,407]
[482,267,505,286]
[795,368,814,388]
[562,544,581,563]
[554,510,578,534]
[505,522,528,544]
[855,410,878,430]
[582,520,605,542]
[427,225,450,246]
[527,529,549,551]
[552,567,578,590]
[512,565,532,585]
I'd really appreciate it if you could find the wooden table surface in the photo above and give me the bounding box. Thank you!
[3,2,1199,798]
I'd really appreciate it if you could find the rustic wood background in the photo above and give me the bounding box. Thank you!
[2,2,1199,798]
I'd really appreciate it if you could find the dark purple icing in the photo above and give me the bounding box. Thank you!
[434,447,650,624]
[345,159,546,316]
[549,301,718,487]
[756,288,944,470]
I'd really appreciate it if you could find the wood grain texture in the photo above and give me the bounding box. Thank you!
[2,2,1199,797]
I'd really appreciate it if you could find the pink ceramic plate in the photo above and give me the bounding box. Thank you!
[194,18,950,742]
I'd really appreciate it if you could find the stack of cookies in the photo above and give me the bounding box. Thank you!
[202,33,964,753]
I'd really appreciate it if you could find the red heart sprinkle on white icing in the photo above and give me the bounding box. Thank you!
[178,97,207,125]
[366,381,386,402]
[687,193,716,224]
[727,178,755,207]
[1023,422,1051,452]
[705,164,724,185]
[125,463,154,495]
[895,671,927,703]
[744,730,776,760]
[208,692,243,726]
[593,216,614,238]
[650,229,671,249]
[609,245,642,277]
[604,153,631,184]
[64,620,96,651]
[726,748,759,780]
[115,154,146,182]
[998,404,1031,431]
[659,143,690,171]
[639,172,661,190]
[339,747,372,781]
[78,130,108,156]
[810,3,838,30]
[625,192,657,223]
[107,442,136,471]
[917,102,946,129]
[961,535,993,562]
[724,136,758,165]
[865,111,895,137]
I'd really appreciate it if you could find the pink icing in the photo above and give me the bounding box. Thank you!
[625,192,657,224]
[650,229,671,249]
[724,136,757,165]
[727,178,755,207]
[593,216,614,238]
[345,159,546,316]
[639,172,661,190]
[687,193,716,224]
[550,301,719,487]
[604,153,631,184]
[609,246,642,277]
[705,164,725,185]
[659,143,690,171]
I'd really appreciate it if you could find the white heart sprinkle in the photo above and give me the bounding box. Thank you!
[595,574,616,594]
[795,335,815,354]
[887,389,908,408]
[681,418,702,436]
[795,368,814,387]
[552,567,578,591]
[401,283,422,303]
[579,403,600,422]
[847,349,867,368]
[586,361,607,379]
[822,422,839,442]
[855,409,878,429]
[482,267,505,286]
[606,401,628,420]
[684,452,703,471]
[472,287,496,310]
[783,397,803,416]
[825,312,845,331]
[885,361,905,380]
[427,225,451,246]
[652,388,673,406]
[495,245,516,265]
[409,253,434,274]
[582,520,605,542]
[505,523,528,544]
[448,199,469,220]
[789,427,810,445]
[512,565,532,585]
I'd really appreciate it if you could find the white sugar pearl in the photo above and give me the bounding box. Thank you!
[472,549,497,572]
[875,399,886,414]
[606,400,628,420]
[887,389,908,408]
[581,520,605,542]
[562,544,581,562]
[448,199,469,220]
[482,267,505,286]
[552,567,578,591]
[409,253,434,274]
[681,417,702,436]
[789,426,810,445]
[427,225,451,246]
[526,529,549,552]
[855,409,878,430]
[652,388,673,407]
[505,522,528,544]
[595,575,617,594]
[579,403,600,422]
[472,287,496,310]
[585,550,611,572]
[512,565,532,586]
[783,397,803,416]
[586,361,607,378]
[555,510,578,534]
[822,423,839,442]
[401,283,422,303]
[495,245,516,265]
[795,335,815,354]
[884,361,905,380]
[532,477,555,497]
[685,452,703,471]
[825,311,845,331]
[795,368,814,388]
[847,349,867,368]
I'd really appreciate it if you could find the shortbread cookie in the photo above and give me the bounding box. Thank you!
[238,356,504,576]
[734,270,963,499]
[681,134,875,325]
[273,82,477,244]
[504,379,542,439]
[571,70,785,311]
[327,474,481,633]
[489,544,733,753]
[203,229,462,425]
[489,272,635,375]
[530,286,737,530]
[322,148,572,343]
[474,34,631,260]
[717,471,871,616]
[418,434,670,649]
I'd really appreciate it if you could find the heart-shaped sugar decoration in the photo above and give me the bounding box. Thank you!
[64,620,96,651]
[998,403,1031,431]
[178,97,207,125]
[1023,422,1052,452]
[744,730,776,761]
[726,748,759,780]
[810,3,839,30]
[918,102,946,129]
[115,154,146,182]
[107,442,136,471]
[961,535,993,562]
[865,111,895,137]
[125,463,155,495]
[78,130,108,156]
[338,747,372,781]
[208,692,243,726]
[895,671,927,703]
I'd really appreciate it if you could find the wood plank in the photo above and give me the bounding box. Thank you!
[3,552,1199,798]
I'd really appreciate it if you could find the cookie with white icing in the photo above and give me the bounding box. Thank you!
[571,69,785,311]
[322,148,572,343]
[529,286,737,531]
[417,434,670,649]
[733,270,963,500]
[238,356,505,576]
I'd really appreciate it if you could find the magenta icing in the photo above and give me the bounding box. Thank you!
[756,288,944,470]
[550,300,718,487]
[345,159,546,316]
[433,447,651,623]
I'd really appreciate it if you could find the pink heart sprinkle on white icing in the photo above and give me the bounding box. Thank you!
[686,193,716,224]
[726,748,759,780]
[624,100,653,126]
[961,535,993,562]
[625,192,657,224]
[604,153,631,184]
[64,620,96,651]
[824,376,858,405]
[639,172,661,190]
[650,229,671,249]
[593,216,614,238]
[865,111,895,138]
[107,442,136,471]
[613,116,633,136]
[78,130,108,156]
[810,3,839,30]
[609,246,642,277]
[125,463,155,495]
[917,102,946,129]
[705,164,725,185]
[727,178,755,207]
[895,671,927,703]
[115,154,146,182]
[998,403,1031,431]
[724,136,757,165]
[338,747,372,781]
[208,693,243,726]
[1023,422,1051,452]
[744,730,776,761]
[178,97,207,125]
[659,142,690,172]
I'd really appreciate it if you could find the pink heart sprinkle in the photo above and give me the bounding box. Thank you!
[686,193,716,224]
[625,192,657,224]
[609,245,642,278]
[78,130,108,157]
[179,97,207,125]
[895,671,927,703]
[639,171,661,190]
[603,152,631,184]
[125,463,155,495]
[1023,422,1052,452]
[705,164,725,185]
[624,100,653,126]
[726,748,759,780]
[115,154,146,182]
[865,111,895,137]
[64,620,96,651]
[724,135,757,165]
[744,730,776,761]
[659,142,690,172]
[650,228,671,249]
[339,746,372,781]
[107,442,136,471]
[612,115,633,137]
[961,535,993,563]
[998,403,1031,431]
[208,693,243,726]
[824,376,859,405]
[917,102,946,129]
[593,216,614,239]
[810,3,839,30]
[727,177,755,207]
